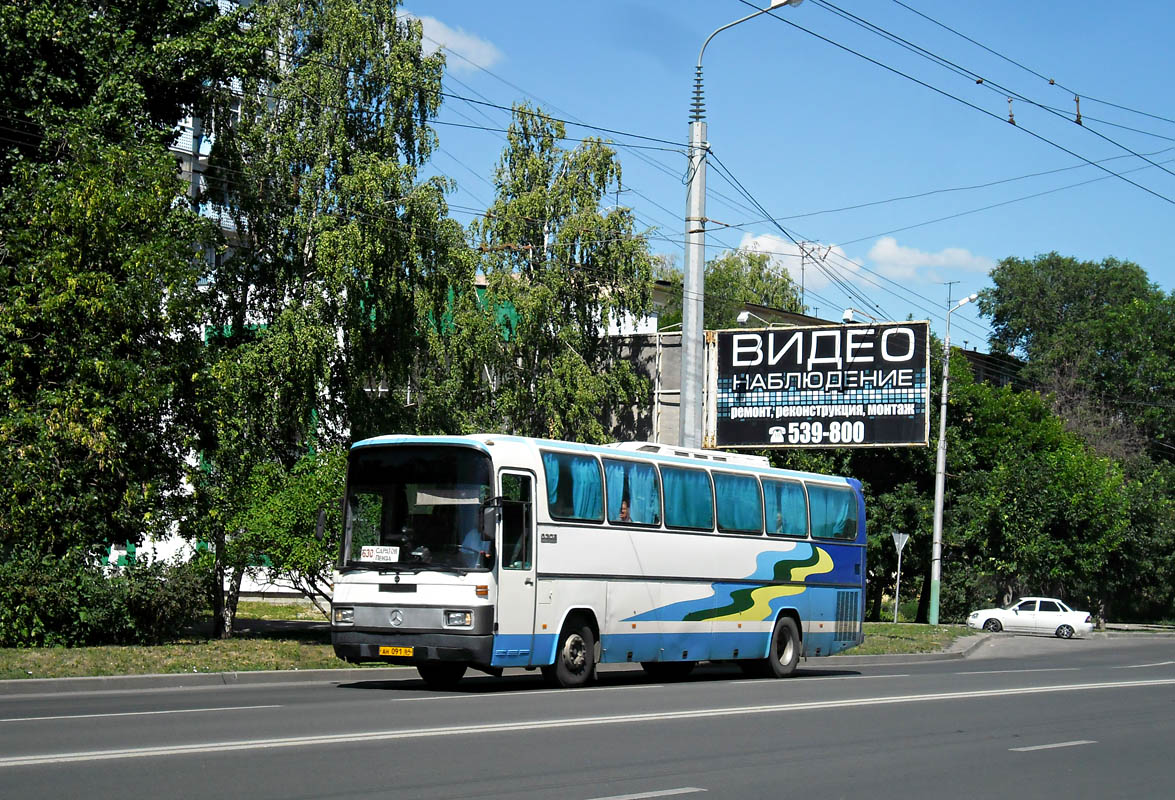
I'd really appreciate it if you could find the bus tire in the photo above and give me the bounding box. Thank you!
[417,663,466,690]
[640,661,696,681]
[542,620,596,688]
[748,616,800,678]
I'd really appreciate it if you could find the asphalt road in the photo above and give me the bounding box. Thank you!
[1,635,1173,799]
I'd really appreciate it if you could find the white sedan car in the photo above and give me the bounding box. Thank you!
[967,597,1094,639]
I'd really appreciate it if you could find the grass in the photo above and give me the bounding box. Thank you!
[0,599,356,681]
[0,608,975,681]
[846,622,976,656]
[235,600,328,622]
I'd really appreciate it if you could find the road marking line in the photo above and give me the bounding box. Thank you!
[585,789,706,800]
[1115,661,1175,669]
[2,679,1171,767]
[957,668,1079,675]
[1010,740,1096,752]
[0,705,280,723]
[738,674,910,684]
[407,684,668,702]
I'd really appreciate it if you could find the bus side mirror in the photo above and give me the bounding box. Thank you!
[479,497,501,541]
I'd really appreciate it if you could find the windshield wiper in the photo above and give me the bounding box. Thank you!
[419,564,469,576]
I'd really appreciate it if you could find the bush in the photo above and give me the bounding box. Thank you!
[120,557,208,645]
[0,553,207,648]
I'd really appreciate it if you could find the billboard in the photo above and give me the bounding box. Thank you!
[707,321,930,449]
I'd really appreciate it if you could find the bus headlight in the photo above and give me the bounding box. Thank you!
[333,606,354,624]
[444,610,473,628]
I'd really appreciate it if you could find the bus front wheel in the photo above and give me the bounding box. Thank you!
[542,621,596,688]
[747,616,800,678]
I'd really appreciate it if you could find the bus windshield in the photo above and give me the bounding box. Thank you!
[342,445,493,571]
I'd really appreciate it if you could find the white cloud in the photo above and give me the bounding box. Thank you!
[401,12,502,75]
[866,236,994,281]
[736,233,860,292]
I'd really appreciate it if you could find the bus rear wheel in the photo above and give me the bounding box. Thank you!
[417,663,466,690]
[542,621,596,688]
[746,616,800,678]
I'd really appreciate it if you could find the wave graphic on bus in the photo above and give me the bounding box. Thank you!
[623,545,834,623]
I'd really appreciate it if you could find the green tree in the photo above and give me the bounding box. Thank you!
[980,252,1175,461]
[464,103,654,441]
[194,0,461,635]
[656,249,803,330]
[947,374,1131,615]
[0,1,257,644]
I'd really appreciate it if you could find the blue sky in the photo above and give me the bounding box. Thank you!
[405,1,1175,350]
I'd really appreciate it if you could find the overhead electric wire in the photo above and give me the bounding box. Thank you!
[741,0,1175,207]
[706,147,889,318]
[808,0,1175,184]
[890,0,1175,128]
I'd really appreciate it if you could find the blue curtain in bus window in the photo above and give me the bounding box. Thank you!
[809,484,857,539]
[628,462,660,524]
[763,479,808,537]
[662,467,713,529]
[569,455,603,521]
[604,459,662,524]
[541,452,560,507]
[714,473,762,533]
[604,459,626,522]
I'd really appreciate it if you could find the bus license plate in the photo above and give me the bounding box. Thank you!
[379,646,413,657]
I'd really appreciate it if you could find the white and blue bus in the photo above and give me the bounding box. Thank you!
[331,434,866,688]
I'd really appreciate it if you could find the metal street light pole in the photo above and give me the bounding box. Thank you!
[680,0,802,449]
[928,292,977,626]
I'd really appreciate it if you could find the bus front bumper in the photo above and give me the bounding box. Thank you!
[332,630,494,667]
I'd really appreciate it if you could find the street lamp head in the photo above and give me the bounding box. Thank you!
[956,293,978,309]
[770,0,804,7]
[736,310,751,326]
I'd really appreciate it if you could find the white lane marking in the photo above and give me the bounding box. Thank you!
[957,668,1080,675]
[585,789,706,800]
[1115,661,1175,669]
[397,684,667,702]
[1010,740,1096,752]
[738,674,910,684]
[0,705,280,723]
[2,679,1171,768]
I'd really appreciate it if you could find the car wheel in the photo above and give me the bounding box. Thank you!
[1055,624,1074,639]
[983,618,1002,632]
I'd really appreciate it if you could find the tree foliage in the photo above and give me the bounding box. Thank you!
[656,249,803,330]
[980,252,1175,462]
[0,2,253,572]
[464,103,654,441]
[191,0,467,635]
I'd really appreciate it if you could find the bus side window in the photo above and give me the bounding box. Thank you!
[763,479,808,537]
[714,472,762,534]
[541,451,603,522]
[501,473,533,570]
[809,484,858,540]
[661,466,714,530]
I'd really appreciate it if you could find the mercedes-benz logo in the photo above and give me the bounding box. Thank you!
[390,609,403,627]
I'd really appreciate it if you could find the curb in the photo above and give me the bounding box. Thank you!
[4,630,1169,696]
[0,666,410,697]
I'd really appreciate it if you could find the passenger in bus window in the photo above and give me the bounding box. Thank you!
[618,499,631,523]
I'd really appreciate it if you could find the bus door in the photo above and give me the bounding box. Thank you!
[495,471,537,666]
